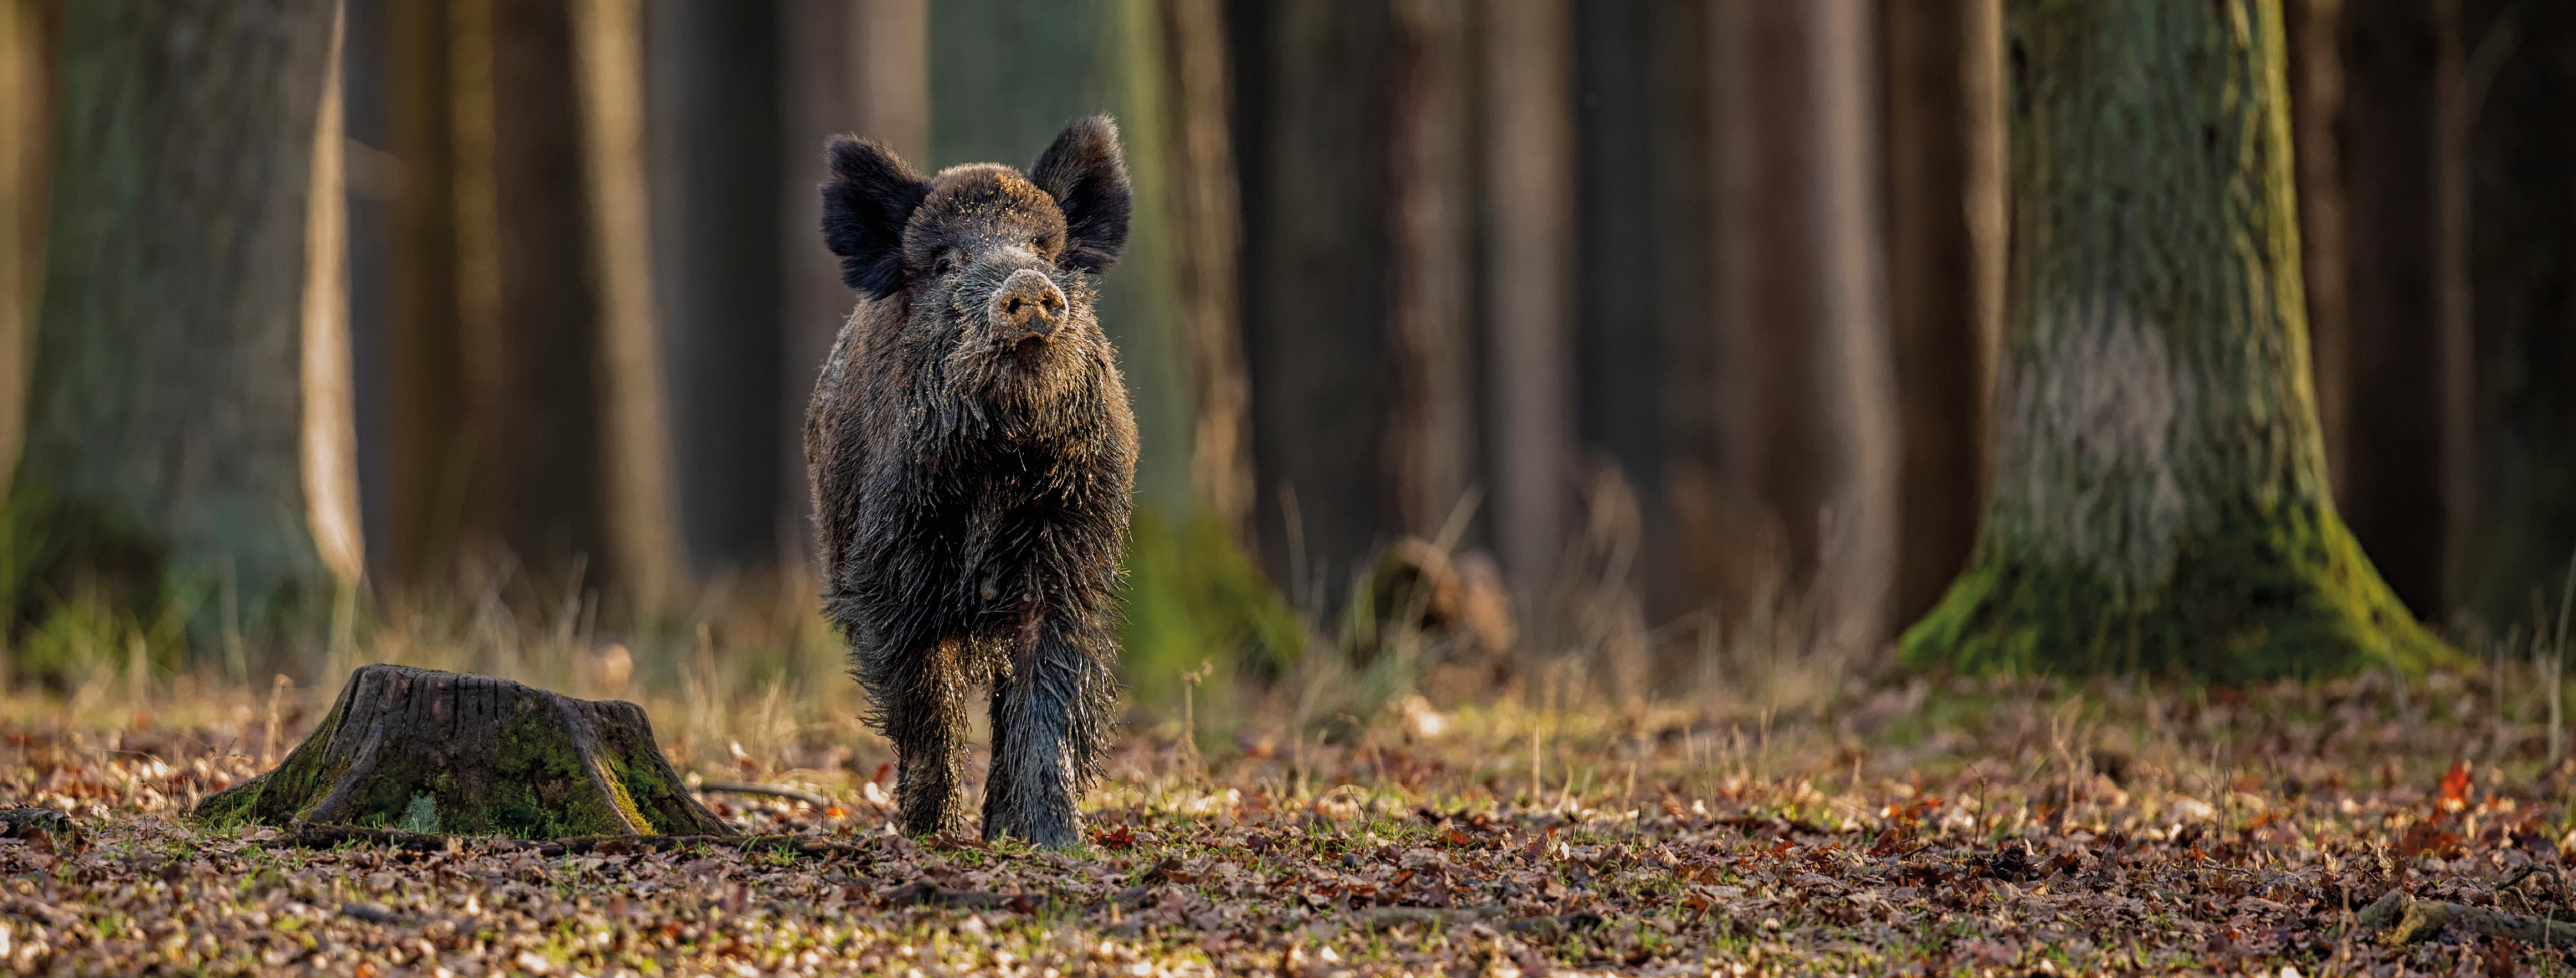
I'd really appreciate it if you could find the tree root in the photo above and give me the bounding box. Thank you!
[2357,890,2576,946]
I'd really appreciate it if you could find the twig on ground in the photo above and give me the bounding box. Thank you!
[339,903,410,925]
[536,833,872,858]
[257,822,873,858]
[694,780,836,809]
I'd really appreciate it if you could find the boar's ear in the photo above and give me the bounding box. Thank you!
[821,136,929,298]
[1026,116,1132,273]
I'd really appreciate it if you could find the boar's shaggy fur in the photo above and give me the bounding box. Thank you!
[804,117,1138,846]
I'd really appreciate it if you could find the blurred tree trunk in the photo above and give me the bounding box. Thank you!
[1649,1,1710,633]
[1707,0,1899,653]
[1882,0,2005,628]
[0,0,46,679]
[1658,0,1730,632]
[1903,0,2447,678]
[301,1,363,666]
[382,0,464,584]
[0,0,44,508]
[2338,0,2472,616]
[1484,0,1575,602]
[573,0,685,612]
[1157,0,1256,552]
[779,0,925,562]
[2284,0,2351,499]
[14,0,337,623]
[339,0,395,585]
[1235,1,1392,600]
[2457,0,2576,622]
[647,0,782,574]
[1386,0,1470,540]
[383,0,611,591]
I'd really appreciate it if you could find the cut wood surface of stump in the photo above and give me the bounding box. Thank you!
[195,664,729,839]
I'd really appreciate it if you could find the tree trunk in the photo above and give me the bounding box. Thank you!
[1235,1,1393,599]
[648,0,783,573]
[1484,0,1575,601]
[2456,0,2576,623]
[383,0,611,590]
[14,0,337,623]
[2338,0,2472,616]
[1902,0,2448,678]
[1882,0,2006,628]
[196,664,729,838]
[301,2,363,596]
[0,0,43,510]
[381,0,465,585]
[778,0,925,562]
[1157,0,1256,552]
[1386,0,1470,540]
[1706,0,1899,653]
[573,0,685,612]
[2283,0,2351,500]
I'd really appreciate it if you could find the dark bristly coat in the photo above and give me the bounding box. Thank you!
[804,117,1137,847]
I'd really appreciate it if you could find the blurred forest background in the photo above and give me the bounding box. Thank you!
[0,0,2571,725]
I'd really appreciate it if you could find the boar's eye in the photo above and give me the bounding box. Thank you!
[933,254,955,278]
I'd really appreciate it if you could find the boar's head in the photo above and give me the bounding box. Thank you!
[820,117,1131,415]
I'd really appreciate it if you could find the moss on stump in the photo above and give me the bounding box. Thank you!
[194,664,729,839]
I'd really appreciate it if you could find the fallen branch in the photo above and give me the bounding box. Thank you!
[695,780,836,809]
[533,834,873,858]
[2356,890,2576,946]
[339,902,411,925]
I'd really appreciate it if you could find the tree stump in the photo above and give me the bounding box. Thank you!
[195,664,729,839]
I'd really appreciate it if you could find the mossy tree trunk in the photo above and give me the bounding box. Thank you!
[1901,0,2448,679]
[197,664,728,839]
[11,0,337,633]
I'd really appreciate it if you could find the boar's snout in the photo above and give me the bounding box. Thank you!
[987,268,1068,341]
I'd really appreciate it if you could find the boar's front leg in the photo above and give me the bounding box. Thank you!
[982,601,1119,846]
[859,632,974,838]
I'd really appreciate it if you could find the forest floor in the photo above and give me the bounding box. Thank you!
[0,666,2571,976]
